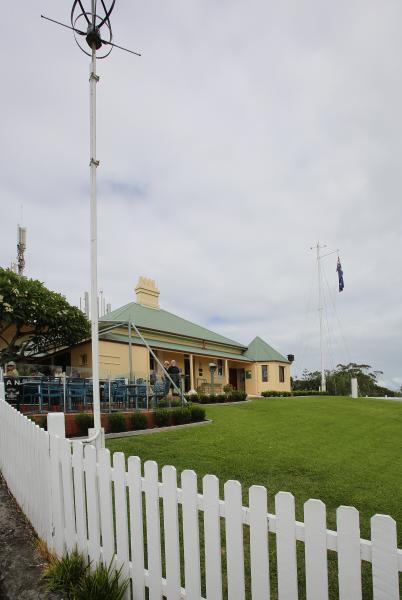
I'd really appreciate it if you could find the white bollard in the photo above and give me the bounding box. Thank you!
[351,378,358,399]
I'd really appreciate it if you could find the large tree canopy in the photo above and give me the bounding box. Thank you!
[0,268,90,364]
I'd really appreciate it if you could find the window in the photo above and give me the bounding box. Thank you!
[149,354,155,370]
[217,359,224,376]
[279,366,285,383]
[261,364,268,382]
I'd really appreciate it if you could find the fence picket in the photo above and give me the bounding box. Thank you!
[72,441,87,555]
[304,499,328,600]
[181,470,202,599]
[203,474,223,600]
[144,460,163,600]
[84,444,101,564]
[249,485,270,600]
[162,465,181,600]
[98,448,115,566]
[49,433,64,555]
[224,480,246,600]
[371,514,399,600]
[60,437,76,553]
[127,456,145,600]
[275,491,298,600]
[337,506,362,600]
[113,452,130,596]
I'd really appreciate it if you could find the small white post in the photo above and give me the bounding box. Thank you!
[47,413,66,438]
[351,378,358,398]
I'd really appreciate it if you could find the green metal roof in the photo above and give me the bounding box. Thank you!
[99,332,251,362]
[100,302,246,349]
[243,336,289,363]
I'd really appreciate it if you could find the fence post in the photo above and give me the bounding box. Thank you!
[47,413,66,438]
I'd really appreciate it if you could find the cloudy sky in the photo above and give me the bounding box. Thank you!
[1,1,401,389]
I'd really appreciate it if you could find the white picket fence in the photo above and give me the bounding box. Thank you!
[0,395,401,599]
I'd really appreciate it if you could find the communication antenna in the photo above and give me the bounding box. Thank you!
[17,225,27,276]
[42,1,141,442]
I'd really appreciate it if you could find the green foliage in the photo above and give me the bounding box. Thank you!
[75,413,94,435]
[154,408,171,427]
[74,561,129,600]
[223,383,234,394]
[0,267,90,363]
[108,413,126,433]
[28,415,47,430]
[292,363,395,397]
[41,551,128,600]
[189,404,206,422]
[187,391,246,404]
[130,412,148,430]
[170,407,192,425]
[41,549,88,599]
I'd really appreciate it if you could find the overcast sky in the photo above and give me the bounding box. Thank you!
[1,1,401,389]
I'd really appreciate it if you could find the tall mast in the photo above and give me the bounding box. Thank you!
[316,242,326,392]
[89,40,101,431]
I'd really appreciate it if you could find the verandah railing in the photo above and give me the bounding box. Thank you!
[0,392,401,599]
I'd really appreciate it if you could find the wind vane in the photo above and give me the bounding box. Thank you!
[42,1,141,446]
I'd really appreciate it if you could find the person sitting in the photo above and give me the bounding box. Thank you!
[5,361,19,377]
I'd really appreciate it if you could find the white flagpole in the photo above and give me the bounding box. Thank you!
[316,242,326,392]
[89,41,101,435]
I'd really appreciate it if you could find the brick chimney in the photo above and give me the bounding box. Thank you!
[135,276,160,309]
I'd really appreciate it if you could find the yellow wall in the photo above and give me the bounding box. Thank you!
[245,361,291,395]
[70,340,149,379]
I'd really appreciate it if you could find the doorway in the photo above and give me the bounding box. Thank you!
[229,368,238,390]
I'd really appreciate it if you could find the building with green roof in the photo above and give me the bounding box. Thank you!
[67,277,292,394]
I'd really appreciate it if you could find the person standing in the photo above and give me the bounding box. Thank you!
[168,360,180,395]
[163,361,171,397]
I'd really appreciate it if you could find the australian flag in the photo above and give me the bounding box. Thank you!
[336,256,344,292]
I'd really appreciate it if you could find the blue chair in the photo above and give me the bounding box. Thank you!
[22,381,42,406]
[152,380,165,407]
[41,381,62,408]
[67,380,86,410]
[112,383,127,408]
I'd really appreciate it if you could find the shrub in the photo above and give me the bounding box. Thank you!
[154,408,171,427]
[208,394,217,403]
[41,549,88,598]
[130,412,148,430]
[74,561,129,600]
[197,394,209,404]
[223,384,234,394]
[187,393,199,403]
[170,407,192,425]
[227,391,247,402]
[75,413,94,436]
[108,413,126,433]
[190,405,206,422]
[215,394,226,402]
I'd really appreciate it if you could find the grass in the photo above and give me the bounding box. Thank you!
[106,396,402,598]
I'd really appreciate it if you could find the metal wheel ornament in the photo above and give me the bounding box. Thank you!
[71,0,115,58]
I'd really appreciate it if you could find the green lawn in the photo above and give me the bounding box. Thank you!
[107,396,402,598]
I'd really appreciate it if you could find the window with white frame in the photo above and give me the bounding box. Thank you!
[261,364,268,382]
[279,365,285,382]
[217,359,224,376]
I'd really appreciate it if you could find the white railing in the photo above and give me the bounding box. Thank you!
[0,394,401,599]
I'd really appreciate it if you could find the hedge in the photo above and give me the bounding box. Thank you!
[154,405,206,427]
[75,413,94,435]
[108,412,126,433]
[188,391,247,404]
[261,390,329,397]
[130,412,148,430]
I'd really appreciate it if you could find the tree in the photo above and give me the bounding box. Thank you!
[292,363,395,397]
[0,268,90,364]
